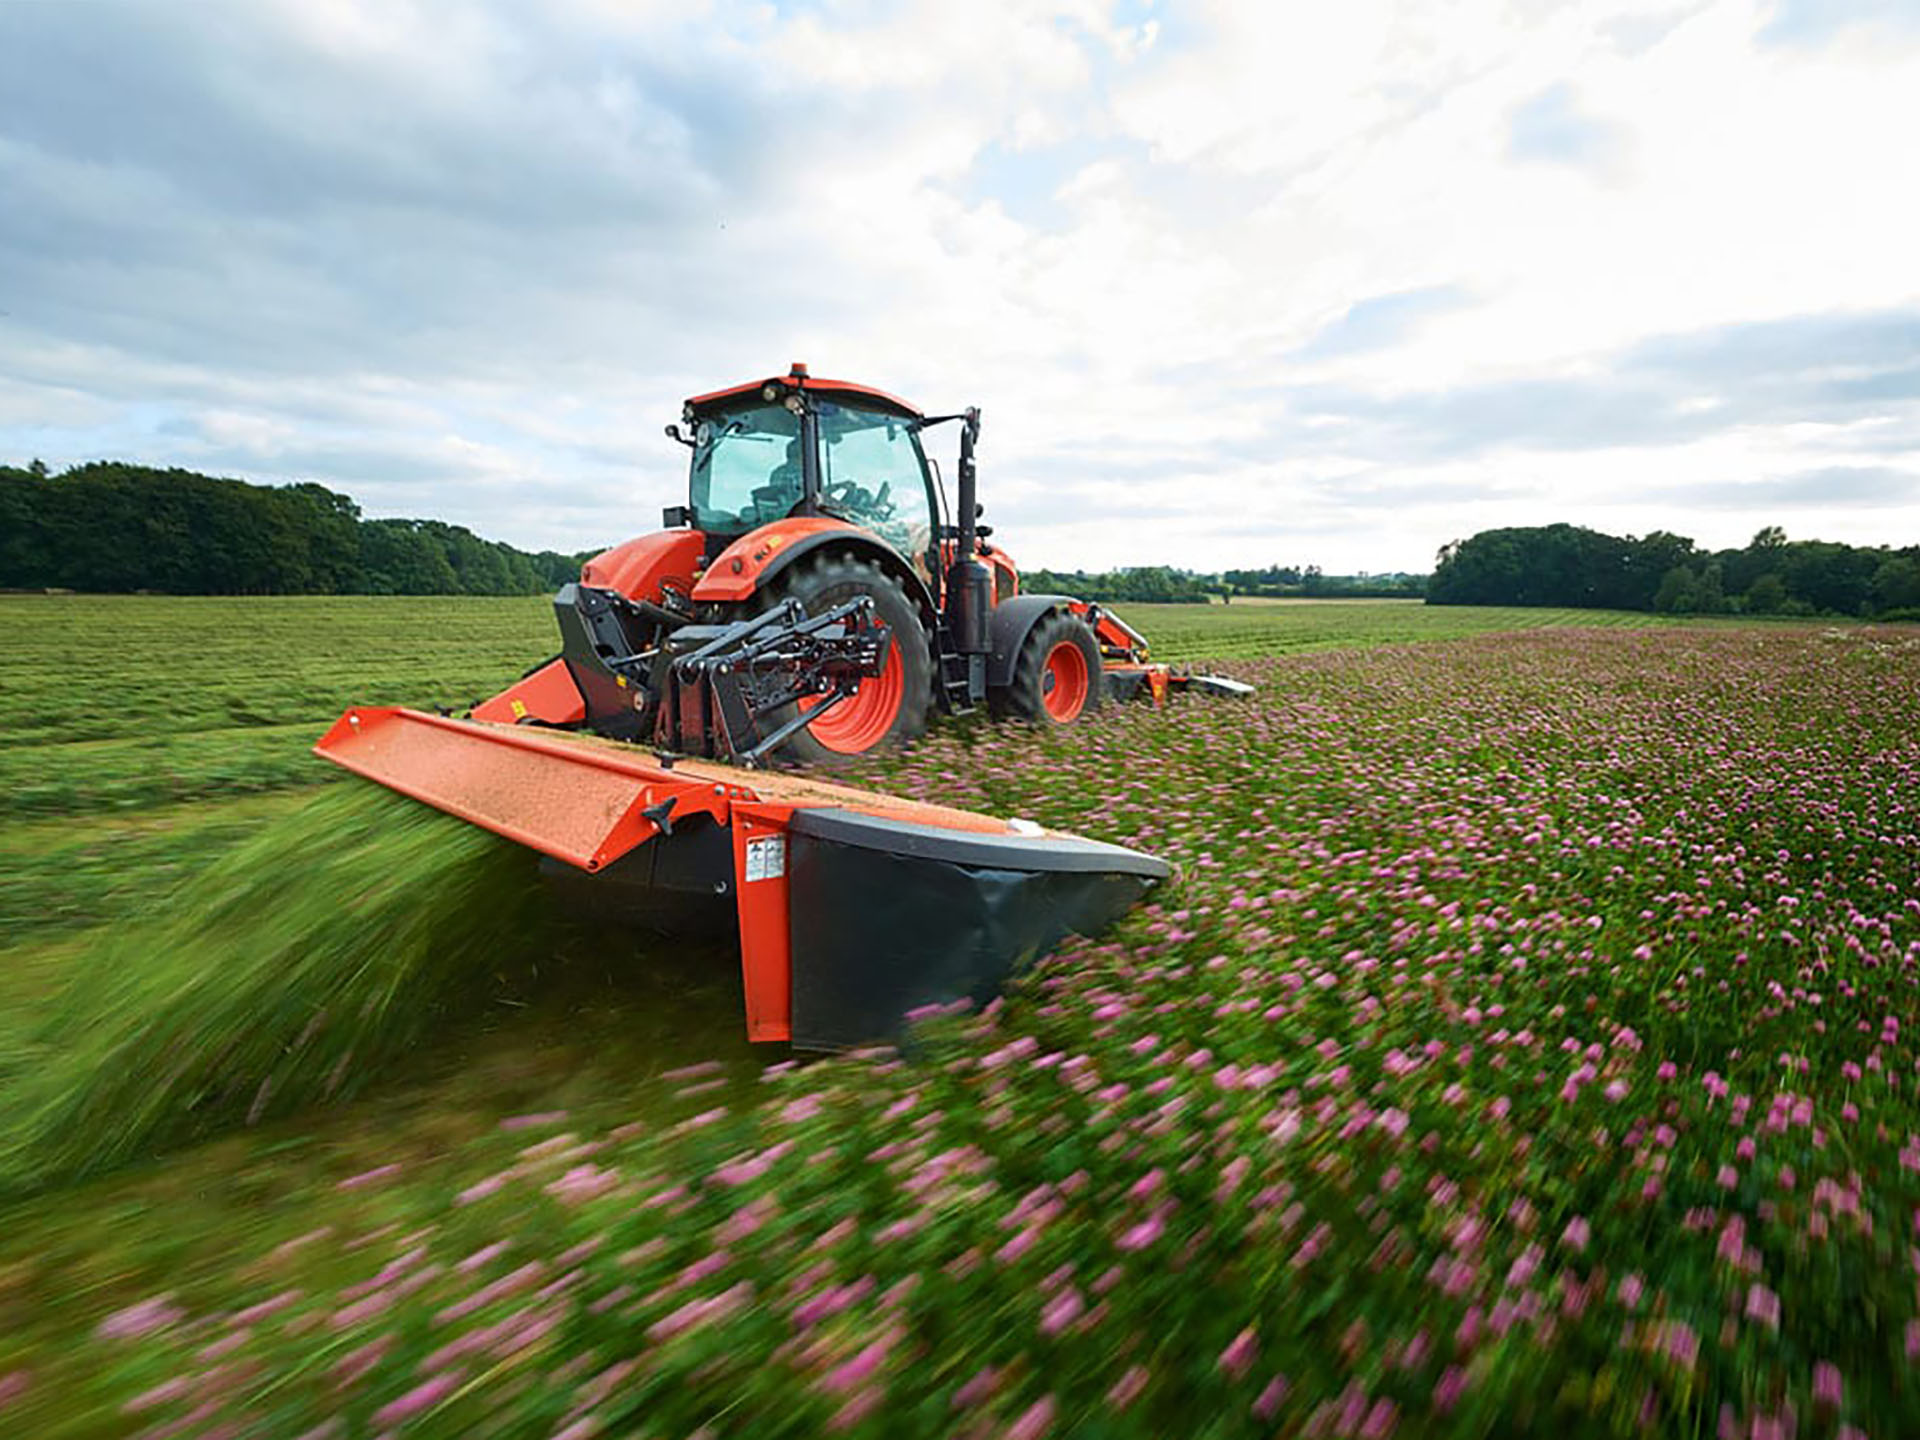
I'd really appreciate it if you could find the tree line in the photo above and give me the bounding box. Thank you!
[1429,523,1920,618]
[0,462,592,595]
[25,460,1900,621]
[7,461,1420,604]
[1218,565,1425,600]
[1023,565,1425,604]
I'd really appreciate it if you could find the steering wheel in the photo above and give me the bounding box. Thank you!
[821,479,895,521]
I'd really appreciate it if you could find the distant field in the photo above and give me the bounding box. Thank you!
[0,590,1681,1066]
[1124,598,1664,660]
[0,590,1686,1009]
[0,594,1665,818]
[0,595,556,818]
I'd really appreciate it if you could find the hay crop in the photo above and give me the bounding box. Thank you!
[0,783,547,1197]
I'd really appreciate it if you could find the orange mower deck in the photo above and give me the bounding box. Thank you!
[316,707,1170,1048]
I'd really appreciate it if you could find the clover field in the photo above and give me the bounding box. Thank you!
[6,596,1918,1440]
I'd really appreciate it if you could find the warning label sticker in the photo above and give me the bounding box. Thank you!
[744,835,786,883]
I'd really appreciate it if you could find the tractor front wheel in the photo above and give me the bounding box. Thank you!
[998,611,1103,725]
[760,553,932,764]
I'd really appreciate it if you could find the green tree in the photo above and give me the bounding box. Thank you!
[1871,556,1920,613]
[1653,565,1699,614]
[1778,541,1876,615]
[1,461,565,595]
[1429,531,1528,604]
[0,466,52,586]
[1747,572,1787,614]
[1694,561,1728,615]
[360,520,460,594]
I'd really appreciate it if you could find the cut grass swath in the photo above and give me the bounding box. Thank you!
[0,783,548,1198]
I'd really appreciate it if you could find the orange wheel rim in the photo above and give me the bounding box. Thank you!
[801,641,905,753]
[1041,640,1089,721]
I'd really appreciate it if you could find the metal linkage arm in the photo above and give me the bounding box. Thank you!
[663,597,893,764]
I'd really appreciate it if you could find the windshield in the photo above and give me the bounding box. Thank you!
[688,402,803,534]
[816,403,937,569]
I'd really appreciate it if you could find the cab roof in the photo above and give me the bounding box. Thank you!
[685,363,924,421]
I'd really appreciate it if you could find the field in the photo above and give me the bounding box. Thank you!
[5,594,1919,1437]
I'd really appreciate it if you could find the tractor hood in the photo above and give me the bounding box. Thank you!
[580,529,705,607]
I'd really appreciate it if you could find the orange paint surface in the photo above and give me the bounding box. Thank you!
[689,517,860,603]
[471,658,588,726]
[581,529,705,605]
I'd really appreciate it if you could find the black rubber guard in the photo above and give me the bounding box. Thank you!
[784,808,1171,1050]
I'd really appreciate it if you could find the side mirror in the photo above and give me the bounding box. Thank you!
[662,505,693,528]
[665,424,693,448]
[974,502,985,518]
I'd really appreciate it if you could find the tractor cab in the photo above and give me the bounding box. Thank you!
[676,365,943,584]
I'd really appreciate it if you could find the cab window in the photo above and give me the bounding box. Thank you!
[688,403,803,534]
[817,405,937,575]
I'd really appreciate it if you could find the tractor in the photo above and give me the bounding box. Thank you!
[466,363,1233,767]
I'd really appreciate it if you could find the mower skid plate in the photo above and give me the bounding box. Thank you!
[1104,663,1256,705]
[315,707,1170,1046]
[1171,671,1256,698]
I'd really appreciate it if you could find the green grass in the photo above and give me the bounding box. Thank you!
[0,594,558,746]
[1127,597,1667,661]
[0,794,318,948]
[0,936,767,1440]
[0,595,558,820]
[0,785,558,1198]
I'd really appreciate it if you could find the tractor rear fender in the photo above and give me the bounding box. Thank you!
[986,594,1076,688]
[691,519,936,625]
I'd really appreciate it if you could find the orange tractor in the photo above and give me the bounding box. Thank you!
[318,366,1245,1046]
[469,362,1237,762]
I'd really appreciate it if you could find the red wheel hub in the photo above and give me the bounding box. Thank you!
[1041,639,1090,722]
[800,641,906,754]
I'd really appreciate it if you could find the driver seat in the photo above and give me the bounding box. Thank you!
[751,438,806,521]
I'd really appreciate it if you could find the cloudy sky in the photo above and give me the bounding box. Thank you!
[2,0,1917,573]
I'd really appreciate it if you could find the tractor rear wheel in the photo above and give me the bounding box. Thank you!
[998,611,1103,725]
[759,553,931,764]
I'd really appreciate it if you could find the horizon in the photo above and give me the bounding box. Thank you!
[16,454,1913,587]
[2,1,1917,572]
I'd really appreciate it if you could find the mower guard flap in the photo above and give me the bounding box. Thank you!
[785,809,1167,1050]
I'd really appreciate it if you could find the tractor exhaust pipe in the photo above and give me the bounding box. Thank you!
[956,407,980,559]
[946,408,992,670]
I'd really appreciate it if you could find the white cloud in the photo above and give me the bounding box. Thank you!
[0,0,1916,576]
